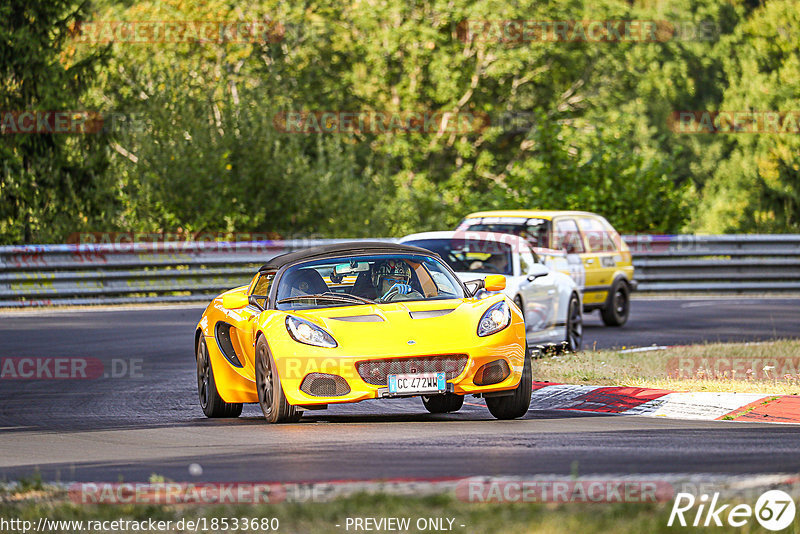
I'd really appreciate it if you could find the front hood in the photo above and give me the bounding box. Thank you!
[286,297,504,356]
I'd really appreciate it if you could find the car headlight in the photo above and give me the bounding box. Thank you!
[286,316,338,348]
[477,300,511,337]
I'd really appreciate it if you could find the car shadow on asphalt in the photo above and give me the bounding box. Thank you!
[0,406,619,433]
[230,406,619,425]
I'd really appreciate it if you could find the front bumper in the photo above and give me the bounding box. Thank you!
[276,328,525,407]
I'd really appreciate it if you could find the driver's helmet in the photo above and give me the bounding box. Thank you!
[372,259,412,290]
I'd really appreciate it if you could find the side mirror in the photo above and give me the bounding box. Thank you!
[484,275,506,292]
[222,292,249,309]
[527,263,549,281]
[464,279,483,297]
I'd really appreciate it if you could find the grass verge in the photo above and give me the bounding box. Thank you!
[532,339,800,394]
[2,486,794,534]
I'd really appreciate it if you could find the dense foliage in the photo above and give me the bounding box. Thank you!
[0,1,111,243]
[1,0,797,243]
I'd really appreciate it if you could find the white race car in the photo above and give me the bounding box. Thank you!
[399,231,583,351]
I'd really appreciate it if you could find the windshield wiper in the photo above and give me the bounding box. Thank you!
[277,292,375,306]
[320,292,375,304]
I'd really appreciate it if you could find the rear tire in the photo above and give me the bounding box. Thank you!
[486,352,532,420]
[565,293,583,351]
[601,279,630,327]
[196,338,242,418]
[422,393,464,414]
[255,336,302,423]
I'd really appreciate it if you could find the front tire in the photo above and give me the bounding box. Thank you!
[513,295,524,317]
[422,393,464,414]
[255,336,301,423]
[565,292,583,351]
[486,351,532,420]
[196,338,242,418]
[601,279,630,327]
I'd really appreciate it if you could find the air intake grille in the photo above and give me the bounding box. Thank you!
[356,355,468,386]
[473,359,511,386]
[214,322,242,367]
[300,373,351,397]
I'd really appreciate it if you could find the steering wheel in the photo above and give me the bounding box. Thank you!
[447,253,472,272]
[480,263,503,273]
[379,286,400,302]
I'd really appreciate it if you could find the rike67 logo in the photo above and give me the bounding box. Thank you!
[668,490,796,530]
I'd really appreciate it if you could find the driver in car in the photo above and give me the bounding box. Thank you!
[372,259,423,301]
[470,252,508,274]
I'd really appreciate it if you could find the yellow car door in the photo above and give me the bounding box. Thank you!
[576,216,616,306]
[552,217,603,305]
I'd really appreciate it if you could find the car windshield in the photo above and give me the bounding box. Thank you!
[403,239,513,276]
[457,218,551,248]
[275,254,465,310]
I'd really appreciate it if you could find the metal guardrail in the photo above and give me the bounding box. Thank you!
[1,235,798,307]
[0,239,389,307]
[625,234,800,292]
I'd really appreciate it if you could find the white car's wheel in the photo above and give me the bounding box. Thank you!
[565,293,583,351]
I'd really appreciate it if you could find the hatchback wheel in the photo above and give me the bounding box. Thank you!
[601,279,630,327]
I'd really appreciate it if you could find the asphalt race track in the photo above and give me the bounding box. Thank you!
[1,297,799,483]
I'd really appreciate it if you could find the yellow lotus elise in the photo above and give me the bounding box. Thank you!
[194,242,531,423]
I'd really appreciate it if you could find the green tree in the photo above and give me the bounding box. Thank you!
[8,0,790,244]
[691,0,800,232]
[0,0,112,243]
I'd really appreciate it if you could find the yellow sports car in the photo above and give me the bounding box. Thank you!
[194,242,531,423]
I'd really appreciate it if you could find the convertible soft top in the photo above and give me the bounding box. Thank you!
[258,241,436,272]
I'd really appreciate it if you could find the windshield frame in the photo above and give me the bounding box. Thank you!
[458,218,552,249]
[266,251,469,310]
[404,237,516,277]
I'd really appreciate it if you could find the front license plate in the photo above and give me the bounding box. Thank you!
[387,372,446,395]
